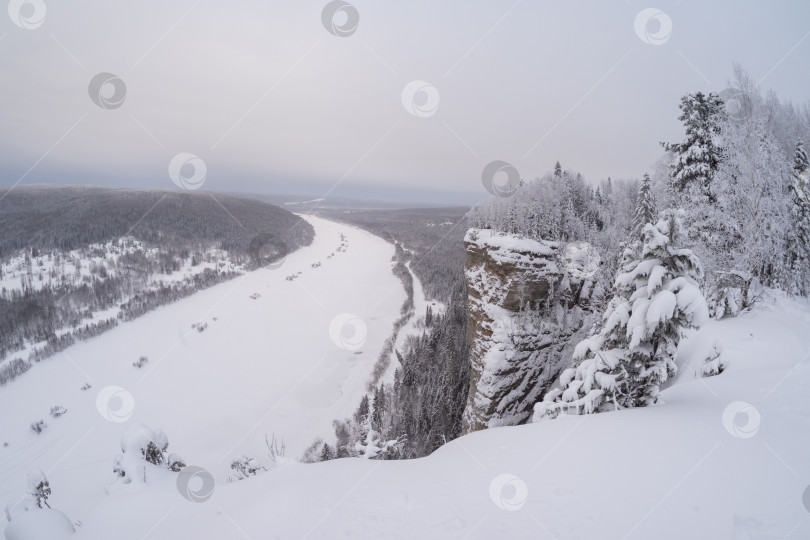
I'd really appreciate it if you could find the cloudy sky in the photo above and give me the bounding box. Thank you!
[0,0,808,204]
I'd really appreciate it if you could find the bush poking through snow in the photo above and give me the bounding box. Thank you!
[266,434,286,465]
[30,420,46,435]
[700,342,726,377]
[132,356,148,369]
[535,210,708,420]
[4,469,75,540]
[229,456,266,481]
[25,469,51,509]
[49,406,67,418]
[112,423,185,485]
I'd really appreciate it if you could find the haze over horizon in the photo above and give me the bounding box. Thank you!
[1,0,808,205]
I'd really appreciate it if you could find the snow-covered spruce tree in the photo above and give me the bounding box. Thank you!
[631,173,657,239]
[534,210,708,419]
[661,91,725,199]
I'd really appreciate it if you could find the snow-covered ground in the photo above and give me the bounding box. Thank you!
[0,216,408,527]
[63,294,810,539]
[3,218,810,538]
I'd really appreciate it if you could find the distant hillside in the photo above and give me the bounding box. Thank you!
[0,186,314,377]
[0,186,314,260]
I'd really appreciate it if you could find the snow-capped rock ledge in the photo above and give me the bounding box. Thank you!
[462,229,600,433]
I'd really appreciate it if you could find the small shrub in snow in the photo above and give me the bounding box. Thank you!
[265,434,286,465]
[167,453,186,472]
[229,456,266,481]
[30,420,47,435]
[191,322,208,333]
[26,468,51,509]
[132,356,149,369]
[80,383,92,391]
[699,342,726,377]
[49,406,67,418]
[112,423,185,485]
[3,469,75,539]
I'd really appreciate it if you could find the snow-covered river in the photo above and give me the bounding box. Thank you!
[0,215,410,520]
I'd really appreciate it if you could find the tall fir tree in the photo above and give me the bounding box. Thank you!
[661,91,725,201]
[631,173,657,239]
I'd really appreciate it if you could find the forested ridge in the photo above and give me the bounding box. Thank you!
[0,186,314,383]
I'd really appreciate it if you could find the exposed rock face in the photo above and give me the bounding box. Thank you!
[462,229,599,433]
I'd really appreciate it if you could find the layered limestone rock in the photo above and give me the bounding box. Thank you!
[462,229,600,433]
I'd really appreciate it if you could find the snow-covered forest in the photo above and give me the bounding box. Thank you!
[2,0,810,537]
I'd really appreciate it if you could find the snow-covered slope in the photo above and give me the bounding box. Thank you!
[0,216,407,526]
[68,294,810,540]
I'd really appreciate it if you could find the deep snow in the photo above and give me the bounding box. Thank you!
[2,217,809,538]
[72,294,810,539]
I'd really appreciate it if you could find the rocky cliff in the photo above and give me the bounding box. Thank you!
[462,229,600,433]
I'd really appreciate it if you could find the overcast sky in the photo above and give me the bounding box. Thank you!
[1,0,808,204]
